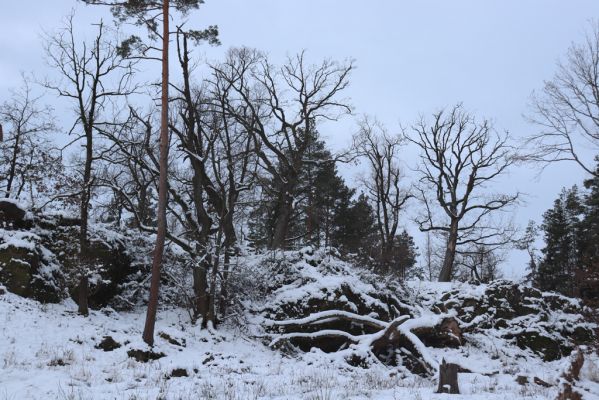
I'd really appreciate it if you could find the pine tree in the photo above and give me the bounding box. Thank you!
[389,230,419,279]
[578,159,599,302]
[537,186,583,295]
[332,193,377,254]
[249,127,356,251]
[80,0,219,345]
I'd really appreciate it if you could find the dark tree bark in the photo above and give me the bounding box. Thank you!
[408,105,519,282]
[77,274,89,317]
[354,118,411,268]
[271,190,294,249]
[439,221,459,282]
[44,16,135,315]
[4,131,20,198]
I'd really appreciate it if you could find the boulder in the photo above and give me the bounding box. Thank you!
[432,280,597,361]
[0,210,134,308]
[41,221,133,309]
[506,331,567,362]
[0,231,63,303]
[0,200,29,229]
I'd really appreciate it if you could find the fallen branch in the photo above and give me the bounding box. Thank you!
[265,310,387,331]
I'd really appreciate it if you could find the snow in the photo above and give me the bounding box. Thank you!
[0,249,597,399]
[0,291,569,400]
[0,230,39,251]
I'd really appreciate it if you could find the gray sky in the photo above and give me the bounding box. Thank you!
[2,1,599,278]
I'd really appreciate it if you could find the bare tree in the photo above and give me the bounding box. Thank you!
[81,0,218,345]
[527,21,599,177]
[97,30,247,329]
[44,15,136,316]
[354,118,411,267]
[212,48,353,249]
[0,79,58,203]
[454,244,505,283]
[166,29,255,327]
[408,105,519,282]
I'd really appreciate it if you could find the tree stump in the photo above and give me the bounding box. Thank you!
[436,359,460,394]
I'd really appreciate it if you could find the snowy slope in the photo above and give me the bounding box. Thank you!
[0,250,598,399]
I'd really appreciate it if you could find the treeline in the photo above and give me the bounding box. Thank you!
[1,1,598,341]
[528,161,599,304]
[0,9,517,327]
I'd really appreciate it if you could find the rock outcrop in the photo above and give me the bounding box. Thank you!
[431,281,596,361]
[0,204,133,308]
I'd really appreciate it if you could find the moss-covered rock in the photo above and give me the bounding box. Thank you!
[0,210,134,307]
[430,280,597,361]
[0,245,36,296]
[0,231,63,303]
[507,331,568,362]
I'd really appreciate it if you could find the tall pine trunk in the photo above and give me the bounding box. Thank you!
[142,0,169,346]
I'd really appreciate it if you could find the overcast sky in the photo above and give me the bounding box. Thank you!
[2,1,599,278]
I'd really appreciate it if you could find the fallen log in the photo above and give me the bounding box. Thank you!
[267,312,451,375]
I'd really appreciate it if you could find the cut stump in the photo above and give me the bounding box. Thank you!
[436,358,460,394]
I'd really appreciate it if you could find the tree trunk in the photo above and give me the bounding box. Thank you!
[438,220,459,282]
[206,241,222,328]
[77,274,89,316]
[5,130,21,198]
[219,247,231,317]
[193,262,209,326]
[381,239,394,273]
[271,191,293,249]
[142,0,169,346]
[77,127,93,316]
[436,359,460,394]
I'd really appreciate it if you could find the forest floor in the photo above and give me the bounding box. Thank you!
[2,288,596,400]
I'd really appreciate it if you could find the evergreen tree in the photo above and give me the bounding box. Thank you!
[332,193,377,254]
[249,127,356,251]
[388,230,419,279]
[578,159,599,302]
[536,186,583,295]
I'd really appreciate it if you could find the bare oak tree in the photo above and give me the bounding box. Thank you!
[408,105,519,282]
[212,48,353,249]
[354,118,411,267]
[0,79,58,202]
[44,16,135,316]
[527,21,599,177]
[167,29,255,327]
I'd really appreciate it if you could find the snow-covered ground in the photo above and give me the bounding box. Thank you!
[2,289,597,400]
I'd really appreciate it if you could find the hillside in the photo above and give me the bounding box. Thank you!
[1,247,597,400]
